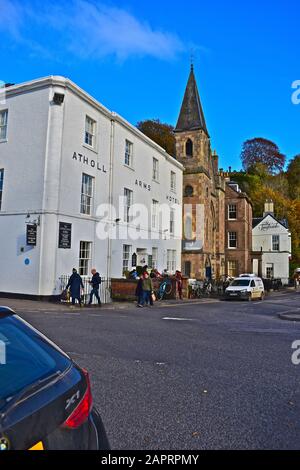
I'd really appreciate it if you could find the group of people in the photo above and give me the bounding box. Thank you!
[129,267,167,280]
[135,267,184,307]
[294,271,300,290]
[135,271,154,308]
[64,265,184,308]
[65,268,102,307]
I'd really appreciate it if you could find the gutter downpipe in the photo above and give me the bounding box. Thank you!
[106,117,115,289]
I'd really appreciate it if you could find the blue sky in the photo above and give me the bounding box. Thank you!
[0,0,299,169]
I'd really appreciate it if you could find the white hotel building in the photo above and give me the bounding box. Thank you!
[252,202,291,285]
[0,76,183,299]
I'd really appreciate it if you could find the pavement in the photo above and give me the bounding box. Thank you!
[3,290,300,450]
[1,288,297,314]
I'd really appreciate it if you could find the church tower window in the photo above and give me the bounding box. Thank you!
[186,139,193,157]
[184,185,194,197]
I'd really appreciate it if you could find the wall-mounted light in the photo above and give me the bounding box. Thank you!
[25,214,40,226]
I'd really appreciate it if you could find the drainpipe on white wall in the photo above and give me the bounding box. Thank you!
[38,85,66,297]
[106,117,116,283]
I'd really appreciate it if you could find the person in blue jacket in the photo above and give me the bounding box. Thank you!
[67,268,84,307]
[88,268,102,306]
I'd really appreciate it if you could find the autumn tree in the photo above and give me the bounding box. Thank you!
[241,138,286,174]
[287,155,300,199]
[137,119,176,156]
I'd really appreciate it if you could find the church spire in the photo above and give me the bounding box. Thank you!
[175,65,209,136]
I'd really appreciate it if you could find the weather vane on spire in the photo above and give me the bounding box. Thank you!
[190,48,195,71]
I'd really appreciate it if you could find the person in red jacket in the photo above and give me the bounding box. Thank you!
[175,270,183,300]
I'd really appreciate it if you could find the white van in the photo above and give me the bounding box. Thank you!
[225,275,265,301]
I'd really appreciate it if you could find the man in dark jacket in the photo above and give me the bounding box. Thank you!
[67,268,84,307]
[135,275,144,307]
[89,268,102,306]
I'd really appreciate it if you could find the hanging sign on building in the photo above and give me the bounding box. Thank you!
[26,224,37,246]
[58,222,72,249]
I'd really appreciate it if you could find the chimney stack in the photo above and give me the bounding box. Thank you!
[212,149,219,174]
[263,200,274,217]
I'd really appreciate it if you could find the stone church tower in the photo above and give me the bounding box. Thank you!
[175,65,226,279]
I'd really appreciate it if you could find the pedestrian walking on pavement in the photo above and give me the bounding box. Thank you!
[294,271,300,290]
[142,272,153,306]
[175,270,183,300]
[67,268,84,307]
[89,269,102,306]
[136,275,144,308]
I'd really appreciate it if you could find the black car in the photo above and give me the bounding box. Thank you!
[0,307,109,450]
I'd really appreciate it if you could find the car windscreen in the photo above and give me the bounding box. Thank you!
[0,315,70,408]
[230,280,251,287]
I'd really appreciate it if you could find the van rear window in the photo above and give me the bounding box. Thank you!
[0,315,70,408]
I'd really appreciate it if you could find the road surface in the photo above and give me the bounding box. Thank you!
[11,291,300,450]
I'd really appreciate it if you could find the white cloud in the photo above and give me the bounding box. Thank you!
[0,0,22,37]
[0,0,185,62]
[71,0,184,60]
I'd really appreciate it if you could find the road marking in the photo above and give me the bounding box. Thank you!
[162,317,194,321]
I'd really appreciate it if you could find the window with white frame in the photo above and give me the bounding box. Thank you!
[152,199,159,229]
[124,188,133,223]
[79,241,92,276]
[152,247,158,269]
[228,232,237,249]
[228,260,238,277]
[0,110,8,141]
[80,174,94,215]
[125,140,133,167]
[122,245,132,273]
[228,204,237,220]
[170,171,176,192]
[0,169,4,210]
[167,250,177,274]
[272,235,280,251]
[170,208,175,236]
[152,158,159,181]
[84,116,96,148]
